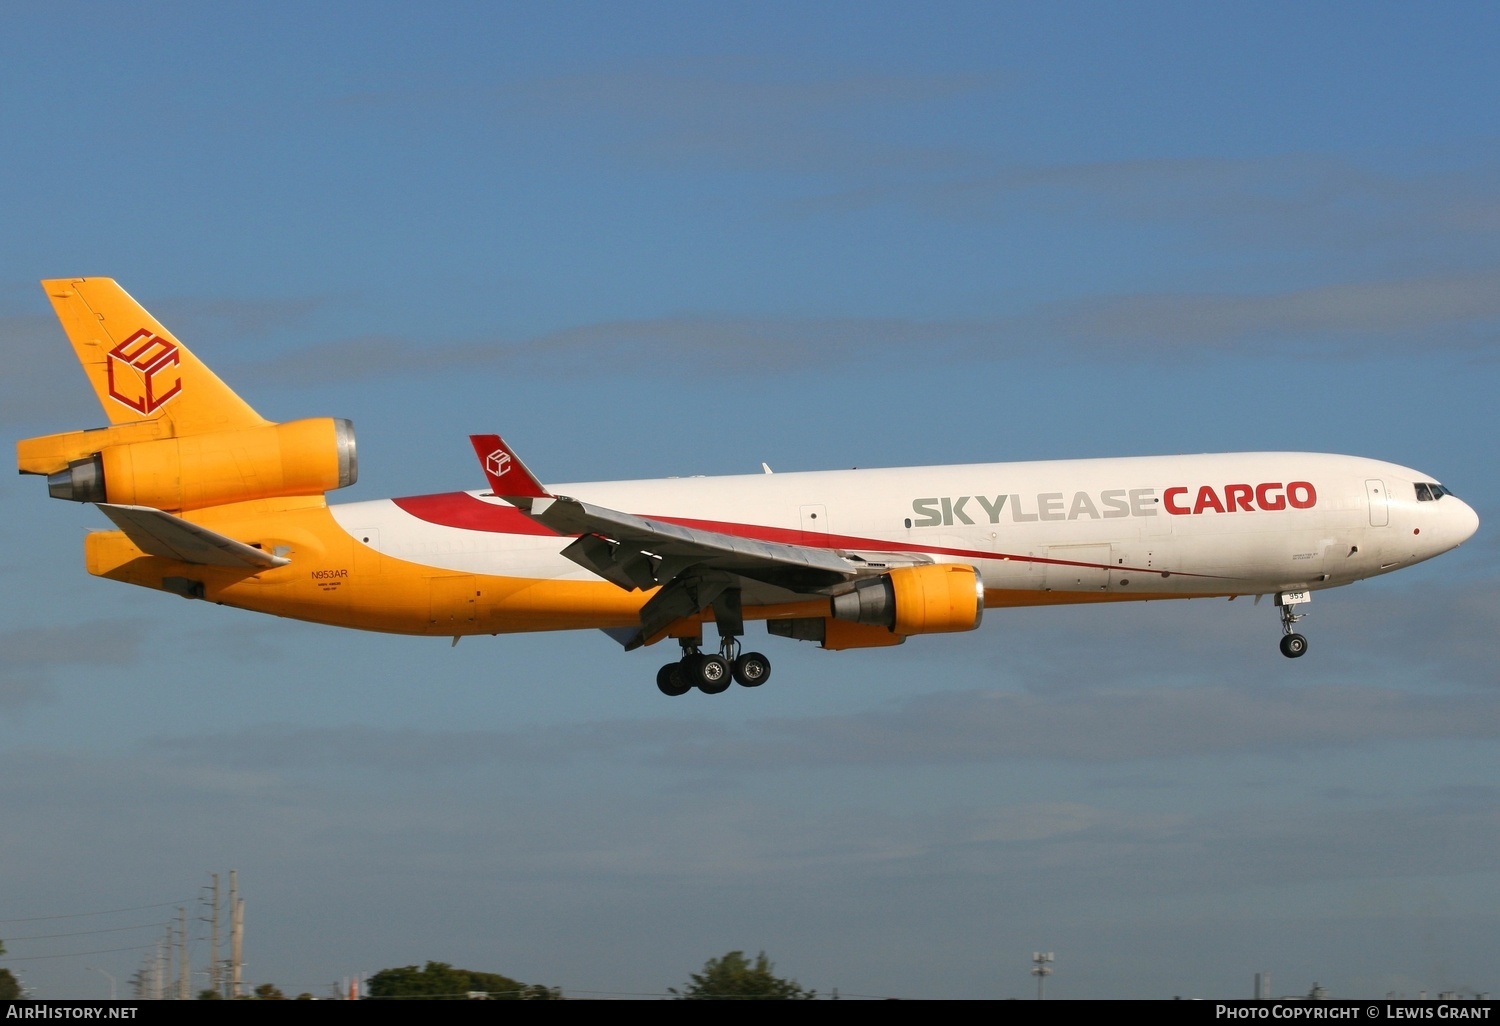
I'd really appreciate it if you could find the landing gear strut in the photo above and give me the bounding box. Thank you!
[1276,593,1308,659]
[653,588,772,695]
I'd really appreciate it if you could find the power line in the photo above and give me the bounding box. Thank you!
[0,900,194,925]
[4,942,162,962]
[5,922,166,942]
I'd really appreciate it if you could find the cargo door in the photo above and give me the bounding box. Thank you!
[1365,479,1389,527]
[429,575,478,628]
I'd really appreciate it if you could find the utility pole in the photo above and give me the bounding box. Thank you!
[178,907,189,1000]
[229,870,243,999]
[209,873,221,997]
[1030,952,1054,1000]
[157,928,169,1001]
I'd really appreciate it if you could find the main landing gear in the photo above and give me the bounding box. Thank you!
[652,585,772,696]
[1276,593,1309,659]
[655,637,772,697]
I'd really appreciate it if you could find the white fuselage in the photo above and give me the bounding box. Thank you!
[330,451,1479,607]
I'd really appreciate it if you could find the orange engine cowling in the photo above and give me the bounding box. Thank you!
[45,418,357,512]
[830,563,984,636]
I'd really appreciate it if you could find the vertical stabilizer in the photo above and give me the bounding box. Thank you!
[41,277,268,433]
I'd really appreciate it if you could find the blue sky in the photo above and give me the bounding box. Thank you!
[1,1,1498,999]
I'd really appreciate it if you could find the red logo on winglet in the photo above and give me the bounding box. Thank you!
[107,329,181,415]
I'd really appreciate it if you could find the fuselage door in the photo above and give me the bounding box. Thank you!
[429,574,478,627]
[800,504,828,542]
[350,527,382,576]
[1365,479,1389,527]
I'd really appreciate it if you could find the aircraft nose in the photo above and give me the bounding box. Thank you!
[1453,497,1480,545]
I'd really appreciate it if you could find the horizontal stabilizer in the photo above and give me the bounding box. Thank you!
[95,503,289,569]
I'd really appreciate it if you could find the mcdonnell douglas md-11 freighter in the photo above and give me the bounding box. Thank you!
[18,279,1480,696]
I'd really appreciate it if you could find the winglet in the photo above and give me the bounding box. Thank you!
[468,434,552,506]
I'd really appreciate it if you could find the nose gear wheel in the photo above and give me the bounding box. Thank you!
[1277,597,1308,659]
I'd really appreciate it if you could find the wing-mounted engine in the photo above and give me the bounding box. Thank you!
[831,564,985,634]
[770,564,986,650]
[20,417,357,512]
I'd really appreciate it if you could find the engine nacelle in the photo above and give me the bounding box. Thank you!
[45,418,357,512]
[830,563,984,635]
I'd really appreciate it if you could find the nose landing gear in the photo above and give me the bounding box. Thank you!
[1275,591,1309,658]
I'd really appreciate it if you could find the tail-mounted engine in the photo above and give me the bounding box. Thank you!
[19,418,357,512]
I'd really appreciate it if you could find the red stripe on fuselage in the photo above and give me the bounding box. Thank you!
[650,516,1216,579]
[389,491,1219,579]
[392,492,561,536]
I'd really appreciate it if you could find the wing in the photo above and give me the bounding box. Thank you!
[468,434,927,648]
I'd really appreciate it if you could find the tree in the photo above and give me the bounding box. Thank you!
[366,961,556,1000]
[670,951,814,1000]
[0,940,19,1000]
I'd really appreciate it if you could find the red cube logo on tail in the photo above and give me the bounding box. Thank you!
[107,329,181,415]
[486,449,512,478]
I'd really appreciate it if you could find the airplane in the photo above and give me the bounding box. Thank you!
[17,278,1480,696]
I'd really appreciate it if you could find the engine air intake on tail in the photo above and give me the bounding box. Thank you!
[39,418,357,511]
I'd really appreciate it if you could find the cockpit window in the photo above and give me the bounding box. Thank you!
[1415,482,1453,501]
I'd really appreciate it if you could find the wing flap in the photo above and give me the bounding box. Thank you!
[95,503,290,569]
[539,496,857,590]
[628,570,735,650]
